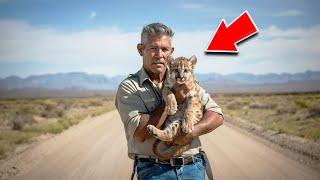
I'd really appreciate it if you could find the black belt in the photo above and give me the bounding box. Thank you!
[131,151,214,180]
[137,154,200,166]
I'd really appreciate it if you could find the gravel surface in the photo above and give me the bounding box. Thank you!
[0,111,319,180]
[225,115,320,171]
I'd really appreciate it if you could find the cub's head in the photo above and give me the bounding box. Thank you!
[168,55,197,84]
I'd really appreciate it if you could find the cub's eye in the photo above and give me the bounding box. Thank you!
[174,69,179,73]
[184,69,188,73]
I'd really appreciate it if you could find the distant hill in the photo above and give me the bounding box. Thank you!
[0,72,126,90]
[195,70,320,84]
[0,71,320,98]
[195,70,320,93]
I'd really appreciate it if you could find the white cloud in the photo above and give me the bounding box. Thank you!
[273,10,303,17]
[260,25,307,38]
[0,20,141,76]
[173,24,320,75]
[89,11,96,19]
[0,20,319,76]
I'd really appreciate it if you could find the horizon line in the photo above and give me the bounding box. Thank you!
[0,69,318,79]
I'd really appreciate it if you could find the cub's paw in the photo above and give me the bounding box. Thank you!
[165,93,178,115]
[147,125,155,134]
[165,99,177,115]
[181,121,194,133]
[147,125,161,139]
[165,105,177,115]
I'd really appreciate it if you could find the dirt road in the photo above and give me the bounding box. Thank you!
[6,110,320,180]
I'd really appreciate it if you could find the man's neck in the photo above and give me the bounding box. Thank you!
[145,69,166,84]
[151,73,165,84]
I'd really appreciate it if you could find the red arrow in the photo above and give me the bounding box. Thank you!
[206,11,259,53]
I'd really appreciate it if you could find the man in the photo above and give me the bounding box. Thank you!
[115,23,223,180]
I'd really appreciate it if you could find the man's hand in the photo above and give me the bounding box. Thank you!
[172,81,194,104]
[172,132,194,146]
[173,111,224,145]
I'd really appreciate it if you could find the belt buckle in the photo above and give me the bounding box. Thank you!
[170,157,184,166]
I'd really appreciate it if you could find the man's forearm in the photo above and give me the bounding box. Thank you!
[171,110,223,146]
[133,104,167,142]
[192,110,224,138]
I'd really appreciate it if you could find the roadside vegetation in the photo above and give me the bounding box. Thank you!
[213,92,320,142]
[2,92,319,160]
[0,96,115,159]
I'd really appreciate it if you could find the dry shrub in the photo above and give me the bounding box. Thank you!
[226,103,243,110]
[307,103,320,118]
[56,99,74,110]
[41,107,65,118]
[0,103,8,109]
[249,102,276,109]
[38,99,67,118]
[81,104,89,109]
[294,100,309,109]
[62,103,73,110]
[295,109,310,120]
[12,114,35,130]
[89,100,103,106]
[102,96,114,101]
[226,99,249,110]
[43,100,57,112]
[18,105,40,115]
[276,103,297,114]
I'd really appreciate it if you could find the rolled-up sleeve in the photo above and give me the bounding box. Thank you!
[115,79,148,139]
[198,85,223,116]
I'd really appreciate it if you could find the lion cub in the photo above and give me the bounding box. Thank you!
[147,55,203,160]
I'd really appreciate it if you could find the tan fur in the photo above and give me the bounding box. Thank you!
[147,55,203,160]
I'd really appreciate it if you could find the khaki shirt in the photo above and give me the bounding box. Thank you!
[115,67,223,159]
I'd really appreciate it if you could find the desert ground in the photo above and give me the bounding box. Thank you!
[0,110,318,180]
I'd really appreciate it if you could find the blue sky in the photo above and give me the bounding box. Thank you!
[0,0,319,78]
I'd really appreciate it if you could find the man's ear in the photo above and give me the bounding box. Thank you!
[137,43,144,56]
[171,47,174,54]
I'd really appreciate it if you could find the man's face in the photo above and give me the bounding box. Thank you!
[138,35,174,77]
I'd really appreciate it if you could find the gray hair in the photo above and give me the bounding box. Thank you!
[141,23,174,44]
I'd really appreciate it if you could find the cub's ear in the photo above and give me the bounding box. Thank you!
[189,55,197,65]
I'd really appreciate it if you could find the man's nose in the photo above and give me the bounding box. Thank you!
[155,49,163,57]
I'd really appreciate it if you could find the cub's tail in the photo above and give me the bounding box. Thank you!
[153,140,189,160]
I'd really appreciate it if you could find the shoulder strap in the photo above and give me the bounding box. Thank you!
[199,149,214,180]
[130,155,138,180]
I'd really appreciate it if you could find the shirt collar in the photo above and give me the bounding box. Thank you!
[138,67,168,86]
[138,67,152,86]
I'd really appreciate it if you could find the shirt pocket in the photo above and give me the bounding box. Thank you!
[139,84,162,113]
[142,97,158,112]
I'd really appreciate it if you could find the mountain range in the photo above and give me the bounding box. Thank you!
[0,71,320,94]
